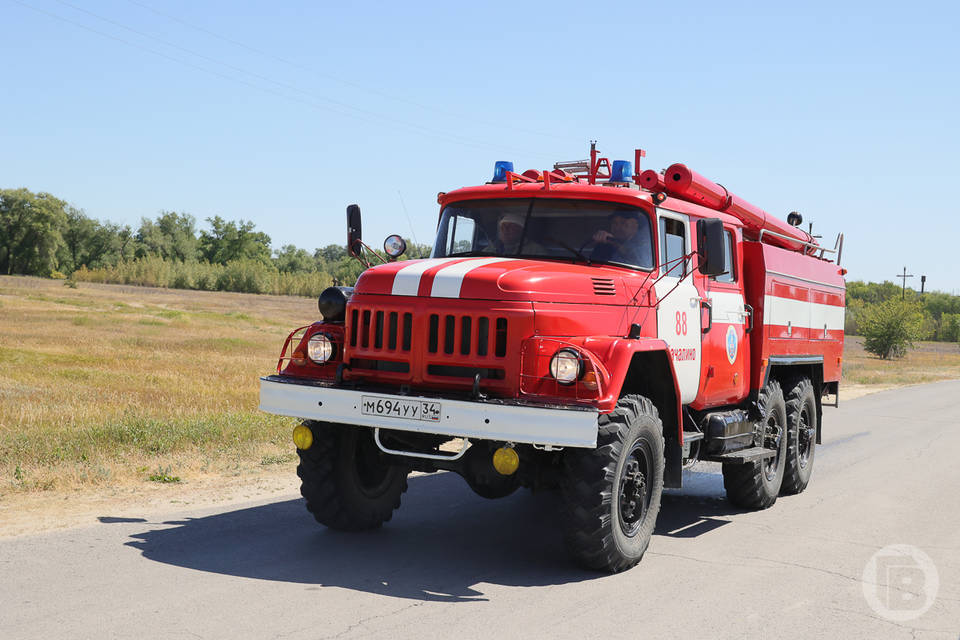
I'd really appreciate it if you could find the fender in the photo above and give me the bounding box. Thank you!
[562,336,683,446]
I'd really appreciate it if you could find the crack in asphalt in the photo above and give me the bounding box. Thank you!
[825,605,958,639]
[320,601,426,640]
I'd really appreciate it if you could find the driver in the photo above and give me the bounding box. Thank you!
[495,213,525,254]
[490,213,543,255]
[590,209,652,267]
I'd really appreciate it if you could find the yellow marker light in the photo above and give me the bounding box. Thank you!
[492,447,519,476]
[292,424,313,450]
[582,371,599,391]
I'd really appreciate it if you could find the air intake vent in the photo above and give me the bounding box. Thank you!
[591,277,616,296]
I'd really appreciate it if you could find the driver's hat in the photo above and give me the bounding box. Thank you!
[499,213,524,228]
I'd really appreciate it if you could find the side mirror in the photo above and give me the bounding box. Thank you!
[696,218,725,276]
[346,204,362,257]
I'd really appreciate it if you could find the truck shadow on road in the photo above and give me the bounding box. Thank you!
[125,468,742,602]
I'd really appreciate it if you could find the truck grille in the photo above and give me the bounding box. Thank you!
[349,309,413,352]
[348,307,508,359]
[345,299,520,389]
[427,314,508,358]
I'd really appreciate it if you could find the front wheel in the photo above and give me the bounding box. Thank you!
[297,422,409,531]
[561,395,664,573]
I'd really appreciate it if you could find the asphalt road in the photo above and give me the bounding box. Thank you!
[2,382,959,639]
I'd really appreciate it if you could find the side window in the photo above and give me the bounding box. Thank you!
[714,230,736,283]
[659,217,687,277]
[446,216,476,255]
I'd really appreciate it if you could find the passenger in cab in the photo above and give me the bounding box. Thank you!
[590,208,653,267]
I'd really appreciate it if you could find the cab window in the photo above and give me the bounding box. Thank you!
[659,217,687,277]
[445,215,476,255]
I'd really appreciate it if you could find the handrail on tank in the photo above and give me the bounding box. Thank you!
[758,228,836,255]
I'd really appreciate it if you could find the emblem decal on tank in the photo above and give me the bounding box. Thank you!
[726,324,738,364]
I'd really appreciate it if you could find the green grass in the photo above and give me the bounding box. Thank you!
[261,452,297,465]
[148,466,181,483]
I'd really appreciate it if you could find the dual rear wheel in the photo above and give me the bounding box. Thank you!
[722,377,817,509]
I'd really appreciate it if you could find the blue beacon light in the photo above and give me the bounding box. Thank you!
[609,160,633,184]
[491,161,514,183]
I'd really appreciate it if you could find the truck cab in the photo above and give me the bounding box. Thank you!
[260,145,845,572]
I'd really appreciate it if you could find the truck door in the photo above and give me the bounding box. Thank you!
[655,209,702,405]
[694,226,750,407]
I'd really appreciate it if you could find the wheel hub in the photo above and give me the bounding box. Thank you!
[762,417,783,481]
[618,444,651,536]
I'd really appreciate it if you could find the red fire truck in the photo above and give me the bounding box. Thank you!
[259,143,846,572]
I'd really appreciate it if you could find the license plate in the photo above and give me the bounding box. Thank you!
[360,396,441,423]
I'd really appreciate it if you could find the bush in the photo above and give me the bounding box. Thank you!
[942,313,960,343]
[859,299,923,359]
[72,256,339,297]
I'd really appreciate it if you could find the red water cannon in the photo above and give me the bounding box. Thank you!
[643,163,817,255]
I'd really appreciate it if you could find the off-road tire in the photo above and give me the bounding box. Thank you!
[781,378,817,495]
[561,395,664,573]
[722,380,787,509]
[296,421,409,531]
[464,474,520,500]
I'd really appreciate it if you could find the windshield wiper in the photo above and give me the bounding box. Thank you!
[546,236,591,265]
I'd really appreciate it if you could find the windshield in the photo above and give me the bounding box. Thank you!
[432,198,654,269]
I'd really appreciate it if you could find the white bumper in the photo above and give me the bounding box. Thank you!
[259,376,599,448]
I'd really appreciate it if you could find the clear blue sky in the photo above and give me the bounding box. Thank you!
[3,0,958,292]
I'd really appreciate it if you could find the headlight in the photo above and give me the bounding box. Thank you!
[307,334,334,363]
[549,348,582,384]
[383,234,407,258]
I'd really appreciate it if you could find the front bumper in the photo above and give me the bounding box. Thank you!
[259,376,599,448]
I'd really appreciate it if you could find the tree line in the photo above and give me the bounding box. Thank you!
[4,187,960,354]
[0,187,430,295]
[846,280,960,358]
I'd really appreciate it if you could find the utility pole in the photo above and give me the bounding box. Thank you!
[921,275,926,296]
[897,266,914,300]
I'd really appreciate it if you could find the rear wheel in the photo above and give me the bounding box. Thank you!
[561,395,664,572]
[782,378,817,495]
[722,380,787,509]
[297,422,409,531]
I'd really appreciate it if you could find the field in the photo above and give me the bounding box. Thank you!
[842,334,960,386]
[2,276,959,499]
[0,275,316,496]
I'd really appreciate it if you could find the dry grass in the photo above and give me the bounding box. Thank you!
[843,335,960,385]
[2,276,958,497]
[0,275,318,494]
